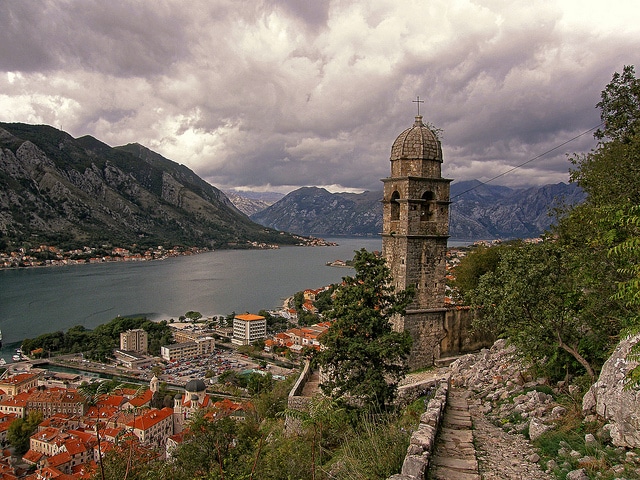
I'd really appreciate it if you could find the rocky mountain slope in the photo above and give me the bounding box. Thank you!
[0,123,299,251]
[250,187,383,237]
[224,190,284,216]
[249,181,585,239]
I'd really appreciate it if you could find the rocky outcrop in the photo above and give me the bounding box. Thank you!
[583,334,640,448]
[0,123,298,250]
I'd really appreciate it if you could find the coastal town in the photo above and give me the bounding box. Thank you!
[0,259,388,479]
[0,308,325,478]
[0,237,339,269]
[0,243,482,478]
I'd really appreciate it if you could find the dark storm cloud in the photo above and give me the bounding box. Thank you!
[1,1,638,193]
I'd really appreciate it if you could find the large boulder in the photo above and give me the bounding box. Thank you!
[583,334,640,448]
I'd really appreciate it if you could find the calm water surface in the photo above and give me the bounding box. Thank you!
[0,237,474,350]
[0,238,382,346]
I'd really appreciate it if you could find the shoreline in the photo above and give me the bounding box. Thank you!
[0,236,340,270]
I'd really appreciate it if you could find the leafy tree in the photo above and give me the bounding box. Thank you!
[454,243,518,297]
[595,64,640,143]
[7,411,42,453]
[184,311,202,322]
[609,205,640,386]
[316,249,413,411]
[247,372,274,395]
[168,412,263,480]
[314,286,336,313]
[469,241,615,380]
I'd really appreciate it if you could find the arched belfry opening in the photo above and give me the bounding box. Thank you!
[381,106,452,368]
[421,191,435,221]
[390,191,400,221]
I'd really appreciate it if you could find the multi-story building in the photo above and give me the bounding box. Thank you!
[160,336,215,361]
[120,328,148,353]
[232,313,267,346]
[127,407,174,447]
[0,371,43,396]
[26,387,87,417]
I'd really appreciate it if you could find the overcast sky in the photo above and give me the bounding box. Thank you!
[1,1,638,194]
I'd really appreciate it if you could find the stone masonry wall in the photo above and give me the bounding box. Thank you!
[388,376,451,480]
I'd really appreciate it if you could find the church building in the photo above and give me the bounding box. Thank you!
[382,112,452,369]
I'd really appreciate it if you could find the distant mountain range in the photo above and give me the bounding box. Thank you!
[0,122,586,252]
[224,190,284,217]
[0,123,300,251]
[247,181,586,240]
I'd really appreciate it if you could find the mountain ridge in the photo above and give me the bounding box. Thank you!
[0,123,300,251]
[248,181,586,239]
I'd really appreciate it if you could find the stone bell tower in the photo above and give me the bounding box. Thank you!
[382,111,452,368]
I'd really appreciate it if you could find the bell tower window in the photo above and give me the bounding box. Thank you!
[390,191,400,221]
[421,191,434,221]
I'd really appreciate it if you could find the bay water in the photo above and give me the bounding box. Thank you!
[0,237,473,355]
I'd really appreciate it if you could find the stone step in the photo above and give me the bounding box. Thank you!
[430,465,481,480]
[427,387,480,480]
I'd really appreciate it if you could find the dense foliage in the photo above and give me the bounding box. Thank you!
[21,316,173,361]
[315,249,414,411]
[7,411,43,454]
[92,372,421,480]
[464,65,640,383]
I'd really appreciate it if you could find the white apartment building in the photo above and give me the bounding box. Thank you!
[160,336,215,361]
[120,328,148,353]
[232,313,267,346]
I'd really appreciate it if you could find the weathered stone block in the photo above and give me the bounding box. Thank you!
[401,453,428,478]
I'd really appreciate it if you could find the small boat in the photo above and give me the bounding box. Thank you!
[12,354,22,362]
[0,358,6,366]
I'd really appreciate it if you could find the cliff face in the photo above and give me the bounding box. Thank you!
[0,123,295,250]
[250,187,383,237]
[249,181,586,239]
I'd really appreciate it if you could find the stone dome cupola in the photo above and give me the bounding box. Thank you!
[185,379,206,393]
[390,115,443,178]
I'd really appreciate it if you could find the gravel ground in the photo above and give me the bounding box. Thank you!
[469,400,553,479]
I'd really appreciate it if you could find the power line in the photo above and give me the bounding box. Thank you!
[451,122,604,200]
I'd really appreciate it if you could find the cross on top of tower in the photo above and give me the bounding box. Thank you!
[412,96,424,116]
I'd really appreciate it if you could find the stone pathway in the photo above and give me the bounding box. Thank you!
[428,387,480,480]
[426,386,553,480]
[470,399,553,480]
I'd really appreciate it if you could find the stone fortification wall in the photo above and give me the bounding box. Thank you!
[440,306,493,359]
[285,361,313,433]
[388,377,450,480]
[401,306,492,370]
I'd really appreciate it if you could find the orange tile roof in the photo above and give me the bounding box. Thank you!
[128,407,173,431]
[0,391,30,407]
[127,389,153,408]
[1,372,39,385]
[46,450,72,467]
[31,426,59,442]
[64,438,88,456]
[97,394,125,408]
[235,313,265,321]
[22,449,44,464]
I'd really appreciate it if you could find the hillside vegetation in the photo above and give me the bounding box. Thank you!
[457,65,640,385]
[0,124,301,252]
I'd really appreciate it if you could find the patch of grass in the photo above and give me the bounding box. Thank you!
[532,400,640,479]
[326,416,412,479]
[325,398,426,480]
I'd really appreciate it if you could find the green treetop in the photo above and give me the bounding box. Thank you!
[315,249,413,412]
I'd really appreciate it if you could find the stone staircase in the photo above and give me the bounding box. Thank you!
[428,387,480,480]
